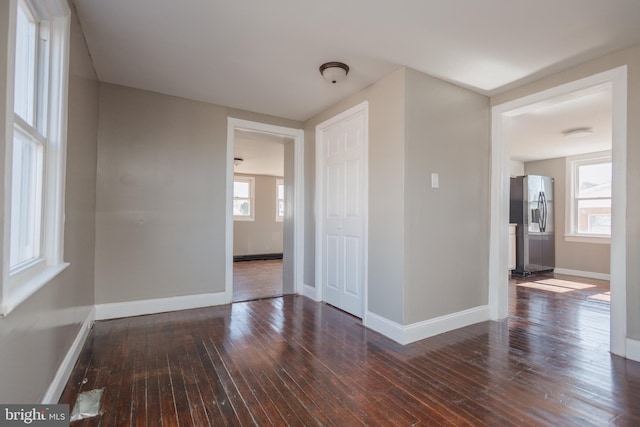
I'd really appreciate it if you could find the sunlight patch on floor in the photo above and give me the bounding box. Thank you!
[535,279,596,290]
[517,282,574,293]
[588,292,611,302]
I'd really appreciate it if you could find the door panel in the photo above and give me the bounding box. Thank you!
[527,233,543,271]
[326,163,341,217]
[326,235,340,290]
[345,158,360,217]
[320,110,366,318]
[542,233,555,270]
[344,236,360,296]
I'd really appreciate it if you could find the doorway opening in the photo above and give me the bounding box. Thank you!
[232,130,286,302]
[489,66,627,357]
[226,119,304,304]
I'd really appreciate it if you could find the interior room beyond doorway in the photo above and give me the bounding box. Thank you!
[231,127,289,302]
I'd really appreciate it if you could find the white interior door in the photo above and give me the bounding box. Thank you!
[318,106,367,318]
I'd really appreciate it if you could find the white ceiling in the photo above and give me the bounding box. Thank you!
[233,130,286,177]
[509,84,612,162]
[72,0,640,122]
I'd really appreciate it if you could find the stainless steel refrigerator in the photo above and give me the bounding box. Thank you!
[510,175,555,275]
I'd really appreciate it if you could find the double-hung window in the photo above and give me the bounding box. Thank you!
[233,176,255,221]
[276,178,284,222]
[12,1,46,271]
[2,0,70,315]
[565,151,612,243]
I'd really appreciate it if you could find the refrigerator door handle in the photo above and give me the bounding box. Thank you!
[537,192,544,232]
[541,192,547,232]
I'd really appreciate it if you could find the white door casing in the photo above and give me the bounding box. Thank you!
[316,102,368,318]
[225,118,304,303]
[489,66,627,357]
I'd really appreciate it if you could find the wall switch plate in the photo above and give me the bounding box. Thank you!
[431,173,439,188]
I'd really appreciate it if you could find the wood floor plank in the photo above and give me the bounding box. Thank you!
[233,259,283,302]
[158,352,179,427]
[202,338,253,425]
[144,339,162,427]
[59,273,640,426]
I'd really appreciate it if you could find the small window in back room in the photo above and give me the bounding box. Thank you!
[276,178,284,222]
[233,176,255,221]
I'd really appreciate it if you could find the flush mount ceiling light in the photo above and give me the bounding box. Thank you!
[234,157,244,166]
[319,62,349,84]
[562,127,594,138]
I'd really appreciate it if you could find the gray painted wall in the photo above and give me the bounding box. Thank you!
[525,157,610,275]
[95,83,228,303]
[0,1,98,403]
[233,174,284,256]
[95,84,302,304]
[403,68,490,324]
[304,67,407,324]
[491,43,640,340]
[304,66,490,326]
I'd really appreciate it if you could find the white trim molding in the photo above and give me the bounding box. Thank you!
[226,118,304,304]
[364,305,490,345]
[626,339,640,363]
[95,292,227,321]
[553,268,610,281]
[490,66,627,357]
[563,235,611,245]
[302,284,321,301]
[364,311,405,343]
[42,306,95,404]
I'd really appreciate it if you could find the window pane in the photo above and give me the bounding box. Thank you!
[10,130,44,268]
[578,162,611,198]
[577,199,611,235]
[278,184,284,200]
[234,181,250,198]
[14,2,38,125]
[233,199,250,216]
[278,200,285,217]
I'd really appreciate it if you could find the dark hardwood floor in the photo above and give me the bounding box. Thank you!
[233,259,283,302]
[60,273,640,426]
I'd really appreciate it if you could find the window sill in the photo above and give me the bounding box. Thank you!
[233,216,255,222]
[1,262,70,317]
[564,234,611,245]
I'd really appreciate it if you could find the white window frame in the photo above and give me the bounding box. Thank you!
[233,176,255,221]
[565,150,612,244]
[275,178,284,222]
[2,0,70,316]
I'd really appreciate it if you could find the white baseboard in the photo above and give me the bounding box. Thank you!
[403,305,491,344]
[302,284,321,301]
[42,306,95,404]
[364,305,490,345]
[627,339,640,362]
[364,311,405,343]
[95,292,227,320]
[554,268,610,281]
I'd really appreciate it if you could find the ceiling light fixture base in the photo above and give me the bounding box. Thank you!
[319,62,350,84]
